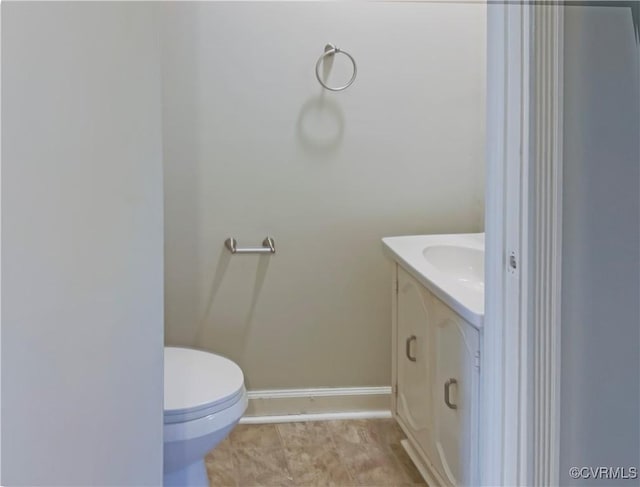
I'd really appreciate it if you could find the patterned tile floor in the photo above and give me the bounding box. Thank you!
[205,419,427,487]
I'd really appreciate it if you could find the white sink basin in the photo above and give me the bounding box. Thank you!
[382,233,484,328]
[422,245,484,293]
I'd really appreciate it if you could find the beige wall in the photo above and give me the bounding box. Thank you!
[162,2,485,390]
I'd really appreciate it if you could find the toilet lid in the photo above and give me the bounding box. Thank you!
[164,347,245,417]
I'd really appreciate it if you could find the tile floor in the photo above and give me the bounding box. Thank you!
[205,418,427,487]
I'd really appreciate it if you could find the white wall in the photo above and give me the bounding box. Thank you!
[561,5,639,482]
[162,2,485,390]
[2,3,164,485]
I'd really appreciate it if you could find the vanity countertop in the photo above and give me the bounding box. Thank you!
[382,233,484,328]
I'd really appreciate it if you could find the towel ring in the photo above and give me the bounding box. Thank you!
[315,43,357,92]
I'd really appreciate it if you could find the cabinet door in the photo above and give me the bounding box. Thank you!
[396,267,435,457]
[431,295,480,486]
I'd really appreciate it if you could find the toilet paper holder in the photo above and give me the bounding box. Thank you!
[225,237,276,254]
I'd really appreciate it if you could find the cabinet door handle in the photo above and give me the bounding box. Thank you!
[444,378,458,409]
[405,335,417,362]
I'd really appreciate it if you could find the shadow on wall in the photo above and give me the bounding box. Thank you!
[163,5,201,347]
[295,45,346,156]
[195,248,271,354]
[195,92,346,350]
[296,93,345,155]
[188,72,347,354]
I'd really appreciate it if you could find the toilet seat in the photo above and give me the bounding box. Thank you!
[164,387,246,423]
[163,391,248,443]
[163,346,248,485]
[164,347,245,424]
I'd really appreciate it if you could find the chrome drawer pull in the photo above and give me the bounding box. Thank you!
[406,335,417,362]
[444,378,458,409]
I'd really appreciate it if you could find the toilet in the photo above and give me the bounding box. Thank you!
[164,347,248,486]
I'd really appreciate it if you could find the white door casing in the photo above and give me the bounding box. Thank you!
[483,1,564,486]
[530,5,564,486]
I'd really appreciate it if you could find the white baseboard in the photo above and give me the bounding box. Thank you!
[240,410,392,424]
[241,386,392,423]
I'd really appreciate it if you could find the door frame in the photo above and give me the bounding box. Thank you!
[482,2,564,485]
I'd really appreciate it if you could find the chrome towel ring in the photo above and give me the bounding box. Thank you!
[315,43,357,92]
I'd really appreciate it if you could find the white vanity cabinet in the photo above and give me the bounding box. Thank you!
[392,265,480,486]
